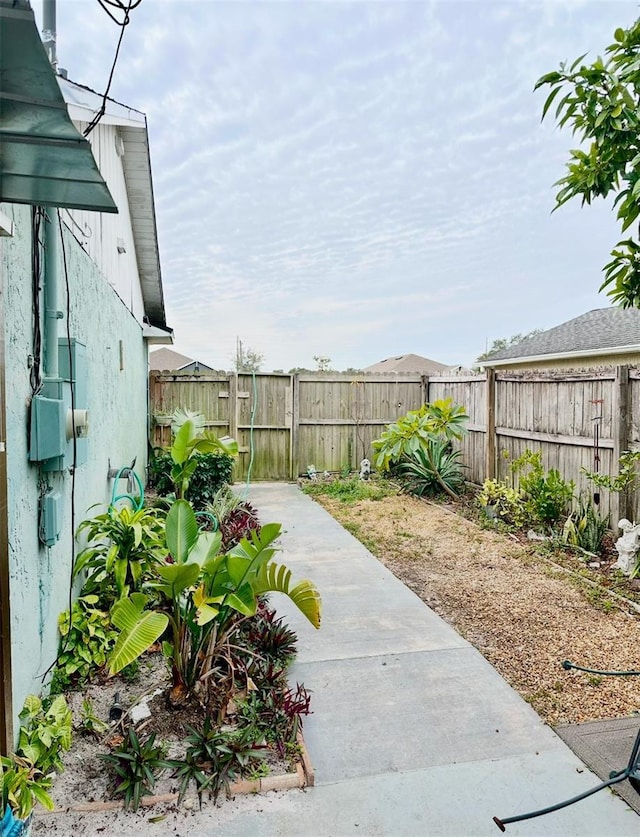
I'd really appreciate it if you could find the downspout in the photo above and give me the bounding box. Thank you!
[43,208,61,383]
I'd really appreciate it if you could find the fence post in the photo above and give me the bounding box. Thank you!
[611,365,630,524]
[291,374,300,480]
[485,368,496,481]
[421,375,429,405]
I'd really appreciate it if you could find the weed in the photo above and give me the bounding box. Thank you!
[246,761,271,780]
[79,698,109,737]
[302,476,394,504]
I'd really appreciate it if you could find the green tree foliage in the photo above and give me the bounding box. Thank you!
[234,340,264,372]
[537,18,640,306]
[313,355,332,372]
[476,330,543,363]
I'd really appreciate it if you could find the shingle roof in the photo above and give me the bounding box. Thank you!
[364,353,449,374]
[484,308,640,363]
[149,348,195,370]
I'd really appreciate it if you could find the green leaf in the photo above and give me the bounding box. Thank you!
[254,561,322,629]
[109,595,168,674]
[541,85,562,121]
[186,530,221,567]
[154,563,200,599]
[594,108,608,127]
[166,500,198,563]
[31,783,55,811]
[614,27,625,43]
[225,583,257,616]
[171,419,195,465]
[197,432,239,457]
[114,557,128,597]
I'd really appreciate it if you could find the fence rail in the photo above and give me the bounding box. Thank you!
[149,366,640,521]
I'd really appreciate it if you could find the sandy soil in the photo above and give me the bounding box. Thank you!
[312,492,640,727]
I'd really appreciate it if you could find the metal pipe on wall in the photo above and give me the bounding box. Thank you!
[41,0,57,69]
[43,208,60,381]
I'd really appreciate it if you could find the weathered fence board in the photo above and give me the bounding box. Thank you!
[149,367,640,521]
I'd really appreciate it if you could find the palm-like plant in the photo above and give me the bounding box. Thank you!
[74,505,166,600]
[108,500,321,707]
[170,411,238,500]
[399,440,467,499]
[372,399,468,472]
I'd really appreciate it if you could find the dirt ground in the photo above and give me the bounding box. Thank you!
[312,492,640,727]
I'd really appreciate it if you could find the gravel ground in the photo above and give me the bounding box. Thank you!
[312,492,640,727]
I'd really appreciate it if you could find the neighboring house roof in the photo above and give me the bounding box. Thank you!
[150,348,214,372]
[364,353,449,374]
[482,308,640,367]
[59,77,166,328]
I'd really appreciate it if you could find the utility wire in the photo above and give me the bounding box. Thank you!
[40,212,78,683]
[83,0,142,137]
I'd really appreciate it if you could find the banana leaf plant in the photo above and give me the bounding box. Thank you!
[108,500,321,706]
[170,411,238,500]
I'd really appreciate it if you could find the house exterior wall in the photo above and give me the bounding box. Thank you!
[488,351,640,371]
[65,121,146,323]
[1,203,148,739]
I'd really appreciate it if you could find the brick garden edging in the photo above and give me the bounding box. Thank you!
[35,731,314,816]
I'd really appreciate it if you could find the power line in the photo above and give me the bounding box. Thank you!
[83,0,143,137]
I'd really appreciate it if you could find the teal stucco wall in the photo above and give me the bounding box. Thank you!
[1,204,149,739]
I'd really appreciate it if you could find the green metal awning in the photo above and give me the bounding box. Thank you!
[0,0,117,213]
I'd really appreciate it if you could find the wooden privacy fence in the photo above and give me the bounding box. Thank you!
[149,371,427,482]
[149,367,640,522]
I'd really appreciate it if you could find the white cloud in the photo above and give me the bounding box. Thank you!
[50,0,634,369]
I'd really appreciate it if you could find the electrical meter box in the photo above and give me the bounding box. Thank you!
[29,339,88,470]
[29,396,65,461]
[39,489,62,547]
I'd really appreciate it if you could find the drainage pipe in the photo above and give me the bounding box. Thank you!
[43,208,61,381]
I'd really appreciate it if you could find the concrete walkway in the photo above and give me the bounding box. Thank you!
[93,483,638,837]
[205,483,637,836]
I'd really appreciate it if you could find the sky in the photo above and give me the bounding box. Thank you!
[41,0,639,371]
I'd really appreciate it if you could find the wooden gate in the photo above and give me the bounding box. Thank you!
[149,372,293,481]
[149,371,425,480]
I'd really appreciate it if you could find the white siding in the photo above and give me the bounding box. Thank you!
[64,122,145,323]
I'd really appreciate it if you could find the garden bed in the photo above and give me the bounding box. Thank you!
[307,486,640,727]
[33,645,313,835]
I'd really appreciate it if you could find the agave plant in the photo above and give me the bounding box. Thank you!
[399,440,466,499]
[372,399,468,473]
[108,500,321,706]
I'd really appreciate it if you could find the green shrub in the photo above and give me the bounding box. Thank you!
[149,450,234,509]
[17,694,72,775]
[511,450,574,526]
[101,727,172,812]
[562,496,609,555]
[478,479,526,528]
[50,595,118,693]
[372,399,468,472]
